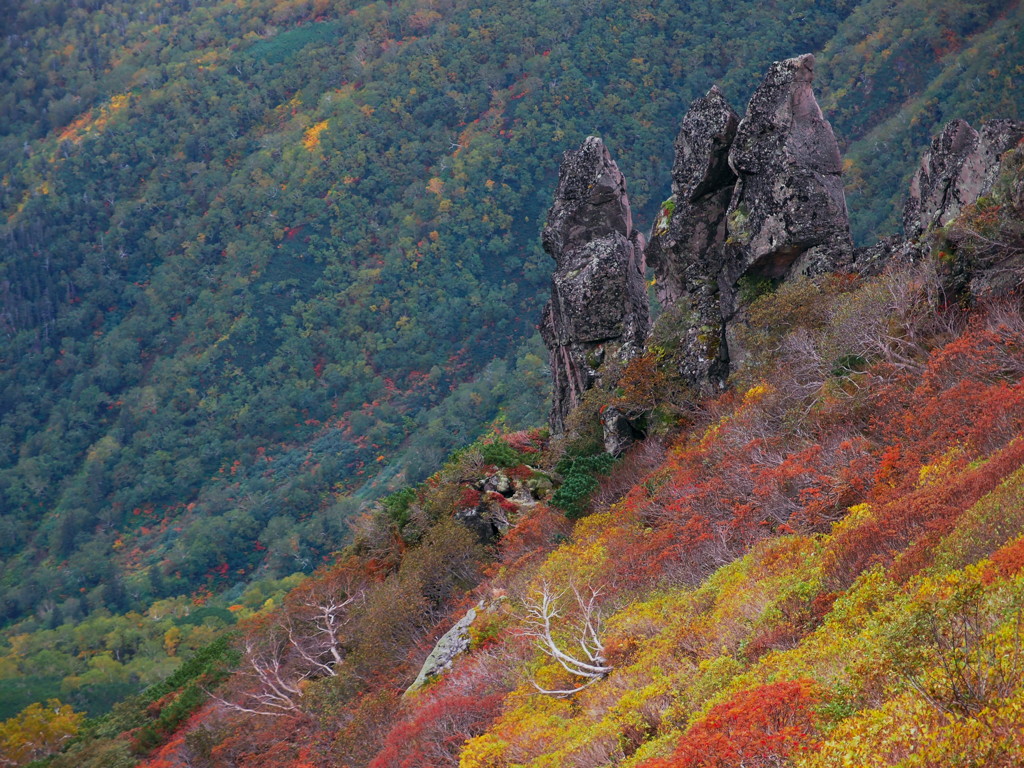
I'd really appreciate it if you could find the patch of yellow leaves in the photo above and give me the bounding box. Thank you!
[303,120,329,151]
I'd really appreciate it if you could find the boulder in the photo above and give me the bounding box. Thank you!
[601,405,646,456]
[405,605,477,694]
[454,492,511,543]
[541,137,650,433]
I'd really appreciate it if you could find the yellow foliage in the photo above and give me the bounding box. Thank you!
[917,445,964,487]
[56,92,130,144]
[303,120,329,151]
[163,626,182,657]
[426,177,445,195]
[743,383,769,404]
[0,700,84,767]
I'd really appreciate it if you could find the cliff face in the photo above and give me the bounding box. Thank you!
[540,137,649,434]
[549,55,1024,434]
[903,118,1024,240]
[646,54,851,394]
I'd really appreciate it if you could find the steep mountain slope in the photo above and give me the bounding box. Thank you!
[2,0,1024,743]
[15,47,1024,767]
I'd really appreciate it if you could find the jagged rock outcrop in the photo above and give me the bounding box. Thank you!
[647,55,851,393]
[903,118,1024,240]
[646,86,739,392]
[405,604,478,694]
[541,136,649,433]
[725,53,852,281]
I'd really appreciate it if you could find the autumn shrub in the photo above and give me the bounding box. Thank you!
[886,567,1024,719]
[590,438,668,514]
[639,679,820,768]
[732,274,852,387]
[207,708,317,768]
[826,438,1024,590]
[495,504,572,573]
[326,689,403,768]
[369,656,507,768]
[347,519,485,674]
[930,466,1024,574]
[613,353,676,414]
[992,536,1024,577]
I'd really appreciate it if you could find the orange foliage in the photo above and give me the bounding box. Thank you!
[992,536,1024,577]
[495,505,571,572]
[640,680,820,768]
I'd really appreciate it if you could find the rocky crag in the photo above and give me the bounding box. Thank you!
[645,86,738,393]
[646,53,852,391]
[903,118,1024,240]
[540,136,649,434]
[543,53,1024,436]
[854,117,1024,281]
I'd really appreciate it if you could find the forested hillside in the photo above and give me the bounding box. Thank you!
[24,133,1024,767]
[2,0,1024,750]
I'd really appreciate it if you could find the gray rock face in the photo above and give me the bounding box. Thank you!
[541,137,649,433]
[903,118,1024,240]
[725,54,852,281]
[601,405,645,456]
[646,56,850,394]
[646,86,739,392]
[406,605,477,694]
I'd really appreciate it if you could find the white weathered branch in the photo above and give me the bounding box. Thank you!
[523,582,613,696]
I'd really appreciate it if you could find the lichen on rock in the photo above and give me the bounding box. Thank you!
[724,53,852,283]
[405,605,478,694]
[540,136,649,434]
[903,118,1024,241]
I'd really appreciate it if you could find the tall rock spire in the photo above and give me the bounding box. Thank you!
[725,53,852,280]
[540,137,649,434]
[646,55,854,394]
[646,86,739,393]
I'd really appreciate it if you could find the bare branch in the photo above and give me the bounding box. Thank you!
[522,582,613,697]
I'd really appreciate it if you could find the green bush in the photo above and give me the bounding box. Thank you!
[480,440,527,468]
[381,487,419,529]
[551,453,617,519]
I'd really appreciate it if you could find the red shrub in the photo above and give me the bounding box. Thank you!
[369,657,507,768]
[640,680,820,768]
[827,438,1024,589]
[993,536,1024,577]
[496,505,571,572]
